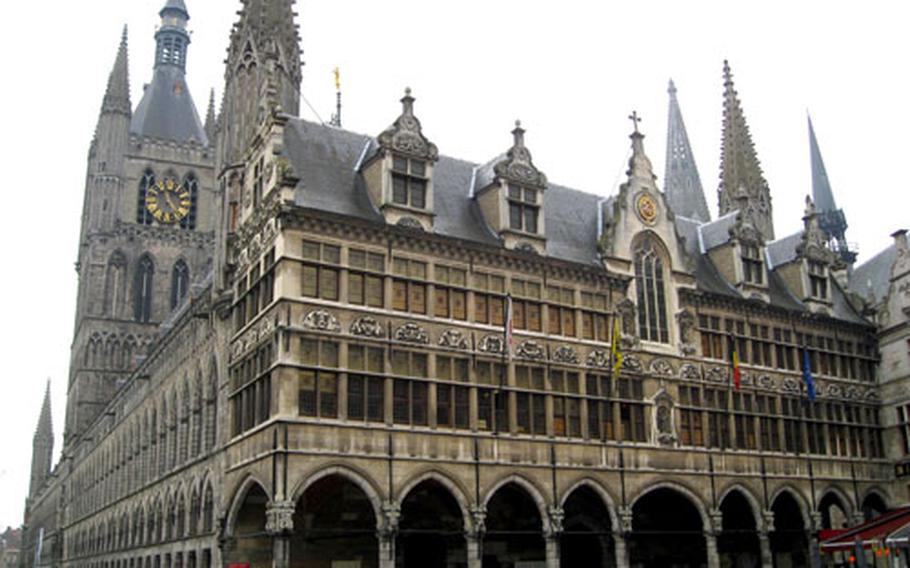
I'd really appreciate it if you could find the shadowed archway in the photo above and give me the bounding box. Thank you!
[483,482,545,568]
[291,475,378,568]
[717,490,760,568]
[629,487,706,567]
[770,491,808,567]
[227,482,271,568]
[561,485,615,568]
[396,479,466,568]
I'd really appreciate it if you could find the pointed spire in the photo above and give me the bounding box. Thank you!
[808,115,855,264]
[204,88,217,143]
[718,60,774,240]
[102,25,131,116]
[35,380,53,441]
[808,116,837,212]
[626,111,656,182]
[664,79,710,223]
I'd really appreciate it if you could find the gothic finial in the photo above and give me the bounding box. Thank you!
[626,118,656,182]
[668,79,677,97]
[512,120,526,148]
[804,195,816,218]
[204,88,217,142]
[401,87,414,116]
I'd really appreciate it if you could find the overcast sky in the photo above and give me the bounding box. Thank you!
[0,0,907,530]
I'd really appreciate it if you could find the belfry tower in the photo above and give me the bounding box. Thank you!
[63,1,216,448]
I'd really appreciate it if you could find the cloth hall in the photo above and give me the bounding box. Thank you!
[21,1,910,567]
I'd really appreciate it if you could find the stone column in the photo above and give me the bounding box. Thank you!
[706,509,722,568]
[705,533,720,568]
[545,506,564,568]
[809,511,823,568]
[378,501,400,568]
[265,500,295,568]
[466,506,486,568]
[760,510,775,568]
[614,507,633,568]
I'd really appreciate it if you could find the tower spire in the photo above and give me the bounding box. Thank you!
[204,88,217,143]
[718,60,774,240]
[29,381,54,498]
[220,0,302,164]
[101,25,131,117]
[808,115,855,264]
[664,79,710,223]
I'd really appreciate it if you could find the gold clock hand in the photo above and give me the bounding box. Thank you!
[164,192,178,211]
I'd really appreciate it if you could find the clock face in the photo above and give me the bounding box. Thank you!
[145,178,191,224]
[636,193,659,225]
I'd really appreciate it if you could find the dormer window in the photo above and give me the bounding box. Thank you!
[742,244,764,285]
[809,261,828,300]
[392,157,427,209]
[508,186,539,234]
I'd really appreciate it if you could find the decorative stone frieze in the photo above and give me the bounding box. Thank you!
[302,310,341,333]
[552,346,579,365]
[438,329,469,350]
[516,340,546,361]
[395,322,429,344]
[351,316,385,338]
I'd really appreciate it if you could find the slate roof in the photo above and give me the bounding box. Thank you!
[766,231,803,269]
[851,244,896,305]
[131,65,208,145]
[282,117,870,325]
[698,211,738,252]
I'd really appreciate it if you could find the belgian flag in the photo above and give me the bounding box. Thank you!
[728,334,742,390]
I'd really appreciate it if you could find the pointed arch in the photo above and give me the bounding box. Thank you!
[180,173,199,230]
[224,475,272,537]
[291,465,383,524]
[717,483,764,530]
[482,474,550,526]
[769,485,812,529]
[630,480,710,530]
[137,169,156,225]
[631,231,670,343]
[104,251,128,317]
[133,254,155,323]
[170,259,191,310]
[559,477,620,529]
[396,470,472,530]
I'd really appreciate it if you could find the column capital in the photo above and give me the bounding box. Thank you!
[708,508,724,536]
[469,505,487,538]
[809,511,823,532]
[546,506,565,538]
[378,501,401,538]
[762,510,775,533]
[618,506,634,536]
[265,500,295,535]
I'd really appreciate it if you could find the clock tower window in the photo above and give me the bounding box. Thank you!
[137,170,156,225]
[134,254,155,323]
[179,174,199,230]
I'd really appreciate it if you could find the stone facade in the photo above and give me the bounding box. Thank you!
[21,2,909,568]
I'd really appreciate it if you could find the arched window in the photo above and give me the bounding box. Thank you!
[104,251,127,317]
[180,174,199,230]
[633,234,669,343]
[171,260,190,310]
[134,255,154,323]
[137,170,156,225]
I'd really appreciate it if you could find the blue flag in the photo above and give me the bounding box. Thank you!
[802,349,817,402]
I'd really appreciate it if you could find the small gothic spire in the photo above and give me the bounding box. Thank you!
[626,112,656,182]
[718,60,774,240]
[35,380,53,440]
[101,26,131,116]
[204,88,217,143]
